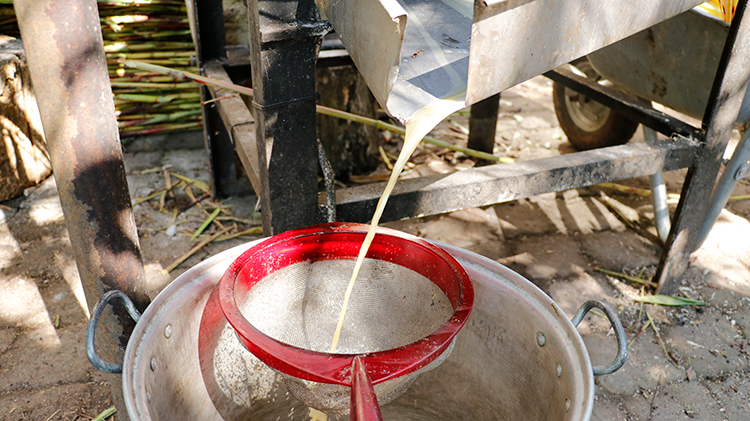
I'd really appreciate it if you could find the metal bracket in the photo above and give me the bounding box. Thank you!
[736,162,750,180]
[260,20,331,44]
[251,93,320,112]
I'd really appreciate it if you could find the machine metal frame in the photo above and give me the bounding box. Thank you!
[194,0,750,296]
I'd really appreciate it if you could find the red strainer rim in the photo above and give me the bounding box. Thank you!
[218,222,474,387]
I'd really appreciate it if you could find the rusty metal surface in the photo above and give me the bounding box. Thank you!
[587,10,736,124]
[333,139,696,223]
[13,0,150,407]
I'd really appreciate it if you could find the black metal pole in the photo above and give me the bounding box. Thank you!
[654,0,750,294]
[468,93,500,159]
[192,0,241,197]
[247,0,329,235]
[13,0,150,412]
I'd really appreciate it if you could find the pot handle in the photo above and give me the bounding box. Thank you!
[85,290,142,374]
[570,300,627,376]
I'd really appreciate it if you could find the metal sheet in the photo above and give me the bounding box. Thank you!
[467,0,705,104]
[319,0,706,123]
[315,0,407,117]
[586,10,733,123]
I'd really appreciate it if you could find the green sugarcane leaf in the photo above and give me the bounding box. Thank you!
[92,405,116,421]
[171,173,210,193]
[191,208,221,241]
[632,295,707,306]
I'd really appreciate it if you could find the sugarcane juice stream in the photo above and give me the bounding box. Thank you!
[329,94,465,353]
[306,97,464,421]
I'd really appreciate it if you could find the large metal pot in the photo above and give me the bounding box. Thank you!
[87,235,626,420]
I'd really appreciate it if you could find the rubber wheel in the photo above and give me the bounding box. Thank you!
[552,59,639,151]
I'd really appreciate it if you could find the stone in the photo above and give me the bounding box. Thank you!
[0,37,50,202]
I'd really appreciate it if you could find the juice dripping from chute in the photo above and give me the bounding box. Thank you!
[329,93,466,353]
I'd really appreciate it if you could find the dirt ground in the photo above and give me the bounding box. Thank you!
[1,76,750,420]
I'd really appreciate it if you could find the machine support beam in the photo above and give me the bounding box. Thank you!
[203,62,261,195]
[247,0,329,235]
[334,139,696,223]
[654,0,750,294]
[13,0,150,411]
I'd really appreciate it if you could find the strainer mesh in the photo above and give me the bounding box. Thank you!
[239,258,455,414]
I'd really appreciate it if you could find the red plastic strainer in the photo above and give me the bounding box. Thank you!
[219,222,474,418]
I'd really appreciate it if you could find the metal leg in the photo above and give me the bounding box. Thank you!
[642,127,671,243]
[13,0,149,412]
[247,0,329,235]
[191,0,242,197]
[654,0,750,294]
[649,172,671,244]
[695,127,750,248]
[468,93,500,156]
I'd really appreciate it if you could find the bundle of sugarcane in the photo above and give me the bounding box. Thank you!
[0,0,202,139]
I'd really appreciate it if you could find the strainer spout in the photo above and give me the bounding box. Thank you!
[351,356,383,420]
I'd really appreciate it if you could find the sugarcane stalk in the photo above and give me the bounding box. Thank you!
[110,81,198,89]
[1,0,199,136]
[317,105,516,164]
[123,60,255,96]
[116,92,201,103]
[122,60,517,164]
[119,122,203,137]
[215,226,263,242]
[190,208,222,241]
[91,406,117,421]
[594,267,658,288]
[104,42,194,53]
[117,109,201,123]
[110,51,194,59]
[163,226,233,274]
[170,173,210,193]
